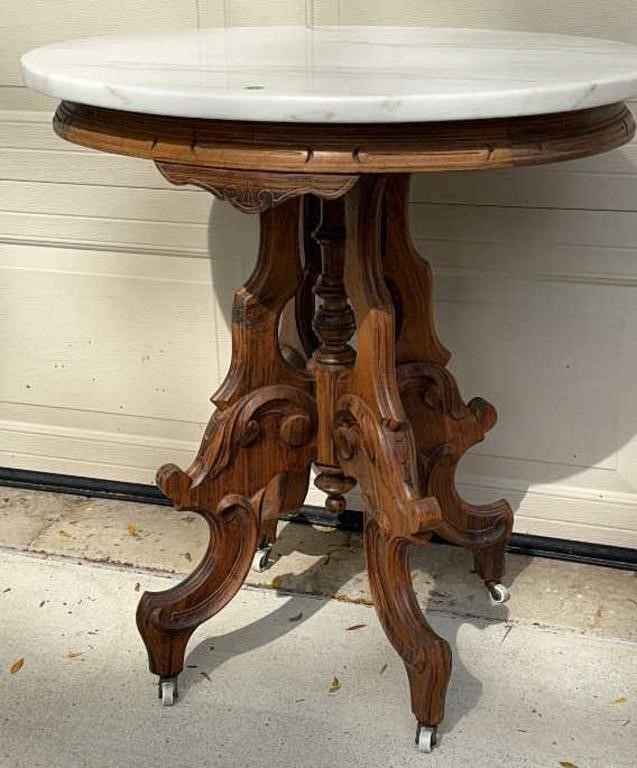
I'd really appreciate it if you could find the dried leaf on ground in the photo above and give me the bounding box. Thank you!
[328,676,341,693]
[9,658,24,675]
[380,663,388,675]
[613,697,627,705]
[183,552,192,562]
[39,600,46,608]
[2,587,11,593]
[200,672,212,682]
[560,762,579,768]
[271,576,283,589]
[127,524,141,537]
[66,651,83,659]
[288,612,303,622]
[134,582,140,592]
[58,530,71,539]
[346,623,366,631]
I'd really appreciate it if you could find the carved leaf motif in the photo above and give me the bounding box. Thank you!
[163,385,317,507]
[334,394,441,540]
[398,362,466,420]
[155,162,358,212]
[397,362,513,555]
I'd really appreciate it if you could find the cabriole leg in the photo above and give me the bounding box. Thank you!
[136,196,316,699]
[334,175,451,744]
[383,175,513,600]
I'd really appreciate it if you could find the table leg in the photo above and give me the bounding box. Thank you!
[383,175,513,600]
[334,176,451,744]
[136,197,317,702]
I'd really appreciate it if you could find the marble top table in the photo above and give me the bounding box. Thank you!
[20,25,637,756]
[21,26,637,123]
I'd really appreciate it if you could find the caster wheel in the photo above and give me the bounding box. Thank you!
[158,677,178,707]
[415,723,437,753]
[252,546,273,573]
[486,582,509,605]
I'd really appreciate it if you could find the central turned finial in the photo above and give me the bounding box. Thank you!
[311,197,356,366]
[310,196,357,514]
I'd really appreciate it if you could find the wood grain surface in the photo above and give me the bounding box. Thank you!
[54,101,635,174]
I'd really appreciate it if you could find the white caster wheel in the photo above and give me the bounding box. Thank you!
[416,723,437,753]
[158,678,178,706]
[486,582,509,605]
[252,545,273,573]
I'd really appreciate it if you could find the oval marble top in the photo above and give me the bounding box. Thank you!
[21,26,637,124]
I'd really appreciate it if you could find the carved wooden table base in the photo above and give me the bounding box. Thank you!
[53,101,635,746]
[139,172,512,732]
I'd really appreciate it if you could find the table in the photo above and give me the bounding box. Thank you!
[21,26,637,753]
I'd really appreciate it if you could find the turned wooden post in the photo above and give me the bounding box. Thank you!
[309,198,357,514]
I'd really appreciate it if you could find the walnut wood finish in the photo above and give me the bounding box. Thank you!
[137,197,317,679]
[157,162,358,214]
[55,101,634,175]
[52,101,636,734]
[334,176,451,724]
[294,195,321,360]
[310,197,357,515]
[383,175,514,582]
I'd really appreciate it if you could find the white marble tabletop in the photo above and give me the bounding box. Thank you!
[21,26,637,124]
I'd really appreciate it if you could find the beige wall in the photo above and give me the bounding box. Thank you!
[1,1,637,547]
